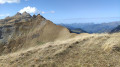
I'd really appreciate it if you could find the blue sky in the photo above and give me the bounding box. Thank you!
[0,0,120,23]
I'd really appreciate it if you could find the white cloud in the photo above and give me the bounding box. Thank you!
[50,11,55,13]
[0,0,20,4]
[41,11,45,14]
[19,6,55,14]
[41,11,55,14]
[19,6,37,13]
[0,14,9,17]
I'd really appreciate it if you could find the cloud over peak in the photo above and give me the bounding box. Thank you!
[19,6,55,14]
[0,0,20,4]
[19,6,37,13]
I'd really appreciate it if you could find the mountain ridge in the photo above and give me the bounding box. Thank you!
[0,12,74,55]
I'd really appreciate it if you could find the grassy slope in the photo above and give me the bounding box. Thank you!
[0,33,120,67]
[0,16,74,55]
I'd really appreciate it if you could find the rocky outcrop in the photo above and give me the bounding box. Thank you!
[0,12,32,25]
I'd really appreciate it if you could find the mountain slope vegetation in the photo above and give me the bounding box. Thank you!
[0,33,120,67]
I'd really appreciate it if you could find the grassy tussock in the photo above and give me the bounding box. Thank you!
[0,33,120,67]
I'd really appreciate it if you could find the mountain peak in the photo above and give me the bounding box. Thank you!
[15,12,21,16]
[21,11,31,18]
[36,14,45,19]
[37,14,41,17]
[33,14,37,18]
[22,11,27,14]
[0,12,71,56]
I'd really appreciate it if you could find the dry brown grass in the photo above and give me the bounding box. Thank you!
[0,33,120,67]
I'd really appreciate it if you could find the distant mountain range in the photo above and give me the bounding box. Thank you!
[58,24,87,34]
[59,21,120,33]
[110,25,120,33]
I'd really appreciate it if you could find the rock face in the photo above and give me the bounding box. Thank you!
[0,12,72,54]
[0,12,32,24]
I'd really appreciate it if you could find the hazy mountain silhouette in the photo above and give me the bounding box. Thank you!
[110,25,120,33]
[58,24,87,34]
[60,21,120,33]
